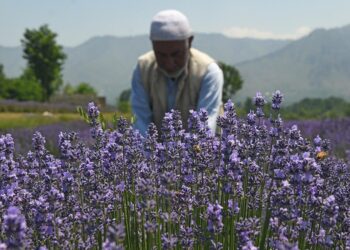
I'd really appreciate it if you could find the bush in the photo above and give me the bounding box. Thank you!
[0,77,43,102]
[63,82,97,96]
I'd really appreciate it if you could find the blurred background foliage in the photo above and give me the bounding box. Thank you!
[239,96,350,120]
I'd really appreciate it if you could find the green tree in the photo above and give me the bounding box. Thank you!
[74,82,97,95]
[0,72,42,101]
[218,61,243,103]
[0,64,6,98]
[117,88,131,113]
[0,65,42,101]
[21,24,66,101]
[0,64,5,80]
[243,97,254,113]
[63,82,97,96]
[119,88,131,102]
[63,83,75,95]
[17,68,43,101]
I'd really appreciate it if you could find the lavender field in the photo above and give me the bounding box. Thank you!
[284,118,350,161]
[3,120,91,155]
[0,91,349,249]
[3,114,349,162]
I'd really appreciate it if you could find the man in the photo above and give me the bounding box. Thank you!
[131,9,223,136]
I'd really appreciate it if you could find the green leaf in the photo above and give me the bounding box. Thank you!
[98,112,106,131]
[76,106,90,123]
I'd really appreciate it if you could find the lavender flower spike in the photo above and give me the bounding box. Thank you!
[254,92,266,107]
[87,102,100,121]
[207,201,224,233]
[2,206,27,249]
[272,90,283,110]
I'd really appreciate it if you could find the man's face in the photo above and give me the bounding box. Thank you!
[152,37,192,75]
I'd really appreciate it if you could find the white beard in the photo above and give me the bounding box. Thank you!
[158,58,189,79]
[159,65,186,79]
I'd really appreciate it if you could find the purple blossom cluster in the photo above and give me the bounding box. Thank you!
[4,120,91,155]
[0,90,349,249]
[284,118,350,161]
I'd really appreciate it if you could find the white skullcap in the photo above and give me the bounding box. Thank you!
[150,9,192,41]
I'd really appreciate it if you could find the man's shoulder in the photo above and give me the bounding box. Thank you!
[190,48,215,66]
[138,51,155,62]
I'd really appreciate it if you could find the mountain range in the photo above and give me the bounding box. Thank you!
[235,25,350,104]
[1,25,350,105]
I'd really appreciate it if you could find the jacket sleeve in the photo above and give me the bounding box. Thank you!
[197,62,224,133]
[131,64,153,136]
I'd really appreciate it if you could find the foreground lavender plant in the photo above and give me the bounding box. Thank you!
[284,118,350,160]
[1,206,27,249]
[0,94,349,249]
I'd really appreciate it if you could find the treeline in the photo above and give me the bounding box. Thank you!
[0,25,97,103]
[240,96,350,120]
[0,66,43,101]
[281,97,350,119]
[0,64,97,102]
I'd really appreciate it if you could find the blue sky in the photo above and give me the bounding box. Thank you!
[1,0,350,47]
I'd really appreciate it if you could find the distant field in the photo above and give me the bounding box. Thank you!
[0,111,132,155]
[0,112,122,130]
[0,113,81,130]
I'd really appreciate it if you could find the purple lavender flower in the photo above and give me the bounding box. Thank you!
[161,233,178,249]
[87,102,100,121]
[227,199,240,215]
[247,110,256,125]
[313,134,322,147]
[216,99,238,137]
[236,218,260,249]
[254,92,266,107]
[2,206,27,249]
[242,241,258,250]
[32,131,46,156]
[179,225,194,248]
[161,109,185,142]
[103,222,125,250]
[207,201,223,233]
[0,134,15,157]
[322,195,339,228]
[58,132,78,160]
[271,90,283,110]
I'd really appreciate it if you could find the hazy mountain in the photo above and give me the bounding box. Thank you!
[0,33,289,104]
[2,26,350,106]
[0,46,25,76]
[235,25,350,104]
